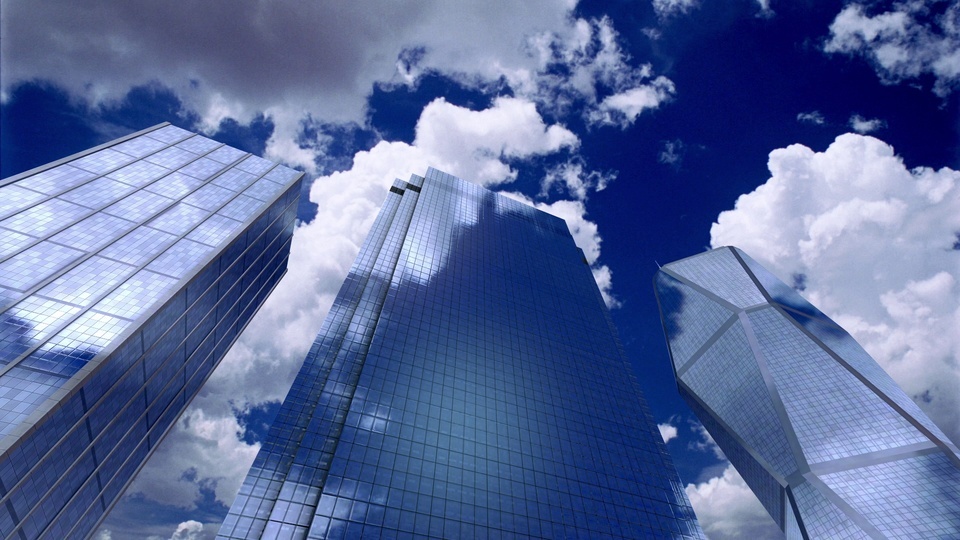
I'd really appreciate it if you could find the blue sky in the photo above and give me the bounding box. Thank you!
[2,1,959,538]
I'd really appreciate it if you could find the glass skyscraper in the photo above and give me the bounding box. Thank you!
[0,123,303,538]
[655,246,960,539]
[220,168,703,539]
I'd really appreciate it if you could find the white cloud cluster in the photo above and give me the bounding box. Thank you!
[112,96,616,533]
[685,465,783,540]
[520,17,676,128]
[659,139,685,166]
[796,111,826,125]
[848,113,886,134]
[167,521,204,540]
[658,422,679,443]
[539,158,616,200]
[711,133,960,445]
[652,0,700,18]
[825,1,960,95]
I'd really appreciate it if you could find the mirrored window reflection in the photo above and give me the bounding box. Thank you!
[0,228,35,259]
[179,157,226,181]
[98,227,177,266]
[0,198,89,238]
[206,145,246,164]
[235,155,275,176]
[38,257,137,308]
[21,311,130,377]
[187,215,243,247]
[49,213,136,253]
[143,171,205,200]
[59,178,137,209]
[244,177,285,202]
[107,161,170,188]
[94,269,179,320]
[0,185,45,218]
[147,238,216,279]
[144,146,196,170]
[218,195,263,222]
[213,168,258,192]
[147,203,210,236]
[176,135,220,155]
[0,367,69,438]
[111,135,168,158]
[71,148,136,174]
[144,124,193,144]
[264,166,301,185]
[103,190,174,222]
[0,296,83,363]
[0,242,85,292]
[182,184,235,212]
[14,164,95,195]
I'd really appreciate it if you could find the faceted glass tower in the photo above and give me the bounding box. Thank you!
[655,246,960,539]
[0,123,303,538]
[220,168,703,539]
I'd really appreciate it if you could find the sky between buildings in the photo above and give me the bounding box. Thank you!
[1,1,958,539]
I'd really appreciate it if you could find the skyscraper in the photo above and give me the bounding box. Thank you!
[654,246,960,538]
[0,123,303,539]
[219,168,703,539]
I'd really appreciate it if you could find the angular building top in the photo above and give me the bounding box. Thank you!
[219,168,704,539]
[0,123,304,538]
[655,246,960,539]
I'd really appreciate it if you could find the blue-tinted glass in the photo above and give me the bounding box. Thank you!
[220,169,703,539]
[0,123,304,538]
[655,246,960,538]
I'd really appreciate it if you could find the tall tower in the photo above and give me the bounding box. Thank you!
[220,169,703,539]
[654,246,960,539]
[0,123,303,538]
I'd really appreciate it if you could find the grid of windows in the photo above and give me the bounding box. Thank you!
[656,246,960,538]
[220,168,703,539]
[0,122,304,538]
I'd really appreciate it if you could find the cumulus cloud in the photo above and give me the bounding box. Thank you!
[167,521,204,540]
[658,422,679,443]
[685,465,783,540]
[710,133,960,447]
[796,111,826,125]
[652,0,700,18]
[848,113,886,134]
[539,158,616,200]
[824,1,960,96]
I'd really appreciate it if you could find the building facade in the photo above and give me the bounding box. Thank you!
[0,123,303,538]
[655,246,960,539]
[219,168,703,539]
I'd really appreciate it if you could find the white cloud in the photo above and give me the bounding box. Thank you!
[658,422,679,443]
[685,465,783,540]
[755,0,775,19]
[93,530,112,540]
[652,0,699,18]
[169,521,204,540]
[710,133,960,447]
[824,1,960,96]
[796,111,826,125]
[848,113,886,134]
[110,96,618,531]
[539,158,616,200]
[586,77,676,128]
[659,139,685,166]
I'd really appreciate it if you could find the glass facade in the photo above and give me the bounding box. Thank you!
[0,123,303,539]
[219,168,703,539]
[655,246,960,539]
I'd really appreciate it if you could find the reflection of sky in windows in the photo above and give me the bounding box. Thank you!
[71,148,137,174]
[106,160,170,188]
[147,202,210,236]
[111,134,167,158]
[235,155,275,176]
[94,269,179,321]
[14,164,95,195]
[0,198,89,238]
[49,213,136,253]
[244,177,285,202]
[0,185,45,218]
[0,242,85,291]
[0,123,305,539]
